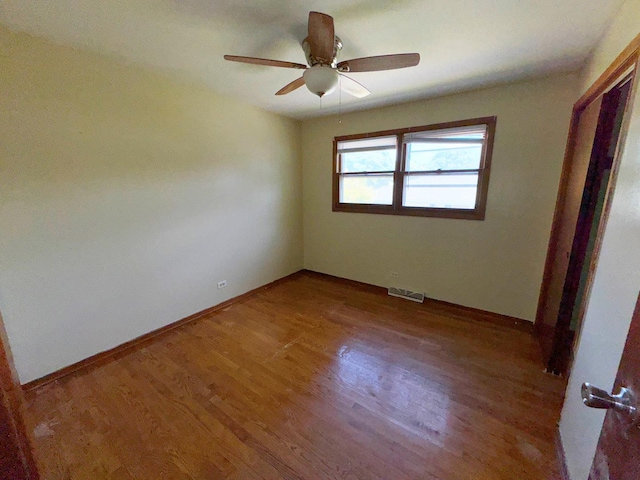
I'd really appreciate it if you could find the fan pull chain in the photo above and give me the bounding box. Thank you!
[338,75,342,124]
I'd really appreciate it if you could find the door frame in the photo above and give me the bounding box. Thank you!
[549,72,634,374]
[0,310,40,479]
[535,33,640,374]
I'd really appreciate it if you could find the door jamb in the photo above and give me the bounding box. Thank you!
[535,33,640,370]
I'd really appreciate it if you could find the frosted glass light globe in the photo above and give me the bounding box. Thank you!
[303,65,339,97]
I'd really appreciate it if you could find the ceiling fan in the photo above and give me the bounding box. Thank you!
[224,11,420,98]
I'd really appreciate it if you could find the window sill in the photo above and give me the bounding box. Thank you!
[332,203,486,220]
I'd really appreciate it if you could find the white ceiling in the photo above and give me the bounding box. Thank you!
[0,0,626,119]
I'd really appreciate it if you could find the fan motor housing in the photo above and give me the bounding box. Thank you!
[301,36,343,68]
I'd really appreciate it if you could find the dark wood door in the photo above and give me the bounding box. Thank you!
[589,293,640,479]
[0,313,40,479]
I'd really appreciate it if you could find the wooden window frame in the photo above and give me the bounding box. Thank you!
[332,116,497,220]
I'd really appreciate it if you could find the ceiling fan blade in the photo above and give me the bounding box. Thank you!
[339,74,370,98]
[308,11,335,64]
[337,53,420,72]
[224,55,307,70]
[275,77,305,95]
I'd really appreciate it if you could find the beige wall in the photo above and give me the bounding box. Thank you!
[301,74,577,321]
[559,1,640,479]
[0,28,303,384]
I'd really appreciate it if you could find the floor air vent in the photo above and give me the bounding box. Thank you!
[388,287,425,303]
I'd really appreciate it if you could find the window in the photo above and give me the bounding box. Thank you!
[333,117,496,220]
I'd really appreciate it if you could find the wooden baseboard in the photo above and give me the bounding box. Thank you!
[22,270,304,393]
[555,427,570,480]
[23,268,532,393]
[301,269,533,333]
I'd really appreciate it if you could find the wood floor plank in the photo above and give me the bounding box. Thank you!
[24,272,564,479]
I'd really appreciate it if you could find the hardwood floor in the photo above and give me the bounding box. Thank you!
[25,272,565,479]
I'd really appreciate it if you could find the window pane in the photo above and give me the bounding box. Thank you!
[404,124,486,172]
[340,174,394,205]
[340,149,397,173]
[403,173,479,209]
[406,143,482,171]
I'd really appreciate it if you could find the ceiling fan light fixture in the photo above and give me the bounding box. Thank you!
[224,11,420,100]
[303,65,339,97]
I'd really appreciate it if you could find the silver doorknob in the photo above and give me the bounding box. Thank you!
[581,382,638,421]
